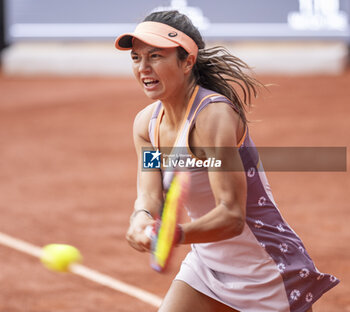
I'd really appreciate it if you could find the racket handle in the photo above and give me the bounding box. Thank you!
[144,225,153,238]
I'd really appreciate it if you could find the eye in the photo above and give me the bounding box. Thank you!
[131,53,139,61]
[150,53,161,59]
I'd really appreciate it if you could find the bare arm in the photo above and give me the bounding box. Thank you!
[126,103,163,252]
[181,103,247,243]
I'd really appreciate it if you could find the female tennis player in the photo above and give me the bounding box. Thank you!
[115,10,339,312]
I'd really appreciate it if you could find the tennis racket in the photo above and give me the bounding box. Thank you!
[145,171,190,272]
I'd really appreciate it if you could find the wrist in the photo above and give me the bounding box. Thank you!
[175,224,185,245]
[130,209,153,223]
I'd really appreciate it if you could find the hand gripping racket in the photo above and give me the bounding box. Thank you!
[145,171,190,272]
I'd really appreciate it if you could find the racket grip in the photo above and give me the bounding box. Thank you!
[144,225,154,238]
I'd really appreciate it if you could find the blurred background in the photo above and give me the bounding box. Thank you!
[1,0,349,75]
[0,1,349,312]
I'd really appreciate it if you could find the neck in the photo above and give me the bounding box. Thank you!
[161,81,197,129]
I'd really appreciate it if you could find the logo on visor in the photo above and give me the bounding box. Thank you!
[168,32,178,37]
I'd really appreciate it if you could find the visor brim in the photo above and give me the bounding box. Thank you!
[115,33,179,50]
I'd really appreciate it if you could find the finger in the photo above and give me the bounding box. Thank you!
[128,240,147,252]
[139,235,152,251]
[127,231,152,252]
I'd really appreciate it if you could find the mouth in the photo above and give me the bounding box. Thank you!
[142,78,160,89]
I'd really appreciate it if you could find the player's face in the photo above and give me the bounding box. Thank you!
[131,39,189,101]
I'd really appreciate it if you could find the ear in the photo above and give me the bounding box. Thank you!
[183,54,196,74]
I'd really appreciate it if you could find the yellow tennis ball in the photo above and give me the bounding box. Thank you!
[41,244,82,272]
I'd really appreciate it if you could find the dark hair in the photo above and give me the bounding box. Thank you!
[144,10,263,124]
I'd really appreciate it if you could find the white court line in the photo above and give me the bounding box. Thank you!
[0,232,162,308]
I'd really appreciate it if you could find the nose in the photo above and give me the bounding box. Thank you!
[138,58,151,74]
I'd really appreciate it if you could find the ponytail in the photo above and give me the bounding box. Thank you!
[193,46,262,124]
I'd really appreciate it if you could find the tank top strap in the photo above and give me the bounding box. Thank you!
[148,101,162,148]
[148,86,240,148]
[188,91,239,135]
[184,87,248,150]
[174,87,223,147]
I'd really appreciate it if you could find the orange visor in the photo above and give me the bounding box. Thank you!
[115,21,198,61]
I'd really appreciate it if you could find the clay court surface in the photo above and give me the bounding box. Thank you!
[0,71,349,312]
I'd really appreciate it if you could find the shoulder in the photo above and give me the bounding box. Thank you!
[133,101,159,143]
[134,101,159,126]
[194,101,243,146]
[197,101,239,124]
